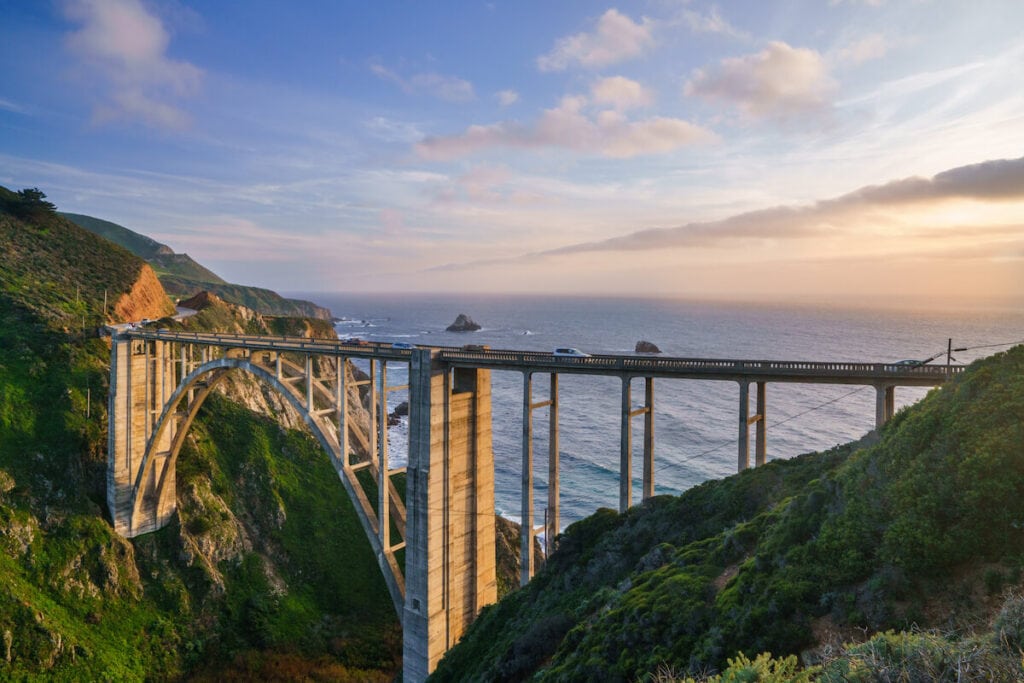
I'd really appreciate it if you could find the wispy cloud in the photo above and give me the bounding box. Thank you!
[0,97,27,114]
[685,41,835,119]
[833,33,889,65]
[432,155,1024,268]
[364,116,424,144]
[62,0,202,129]
[675,6,749,40]
[496,89,519,106]
[416,91,713,161]
[370,63,475,102]
[537,9,655,71]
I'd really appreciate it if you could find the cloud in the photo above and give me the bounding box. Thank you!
[434,155,1024,269]
[496,89,519,106]
[537,9,655,71]
[370,64,475,102]
[0,97,27,114]
[62,0,202,129]
[685,41,835,118]
[364,116,424,144]
[591,76,653,110]
[835,33,889,65]
[676,6,749,40]
[840,156,1024,204]
[416,94,714,161]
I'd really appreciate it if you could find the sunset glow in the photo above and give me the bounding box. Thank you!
[1,1,1022,305]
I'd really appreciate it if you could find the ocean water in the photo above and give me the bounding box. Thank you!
[292,293,1024,530]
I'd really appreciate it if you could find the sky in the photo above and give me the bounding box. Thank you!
[1,0,1023,307]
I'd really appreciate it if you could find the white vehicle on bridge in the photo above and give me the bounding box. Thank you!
[553,347,590,357]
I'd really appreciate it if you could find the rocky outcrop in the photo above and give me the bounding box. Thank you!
[111,263,175,323]
[635,340,661,354]
[495,516,544,599]
[177,290,221,311]
[446,313,481,332]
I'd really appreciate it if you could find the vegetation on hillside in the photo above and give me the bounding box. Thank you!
[0,191,400,679]
[1,188,144,329]
[431,345,1024,681]
[59,212,179,262]
[62,212,332,320]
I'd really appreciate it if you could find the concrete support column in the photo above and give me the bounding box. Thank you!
[755,381,767,467]
[305,354,314,413]
[379,362,390,551]
[369,360,378,472]
[875,385,895,429]
[620,377,632,512]
[403,350,496,683]
[546,373,559,556]
[144,341,152,443]
[643,377,654,500]
[179,345,187,386]
[338,356,349,469]
[521,372,534,586]
[738,381,750,472]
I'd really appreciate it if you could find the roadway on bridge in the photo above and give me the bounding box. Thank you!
[122,329,961,386]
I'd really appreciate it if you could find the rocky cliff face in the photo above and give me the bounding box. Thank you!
[111,263,175,323]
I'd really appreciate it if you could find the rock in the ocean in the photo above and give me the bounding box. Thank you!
[446,313,481,332]
[635,340,661,354]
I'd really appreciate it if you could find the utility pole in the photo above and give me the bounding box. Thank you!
[947,338,953,366]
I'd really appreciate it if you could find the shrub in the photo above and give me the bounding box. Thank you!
[994,592,1024,652]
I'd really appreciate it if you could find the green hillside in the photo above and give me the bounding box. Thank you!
[0,189,398,679]
[60,212,175,261]
[432,345,1024,681]
[158,274,331,320]
[62,212,332,320]
[3,191,144,328]
[149,253,227,284]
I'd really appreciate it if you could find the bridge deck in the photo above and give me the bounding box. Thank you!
[123,330,961,386]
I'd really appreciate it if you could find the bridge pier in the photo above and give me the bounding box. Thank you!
[521,372,559,585]
[737,381,767,471]
[108,338,179,537]
[619,377,655,512]
[404,350,496,682]
[875,384,895,429]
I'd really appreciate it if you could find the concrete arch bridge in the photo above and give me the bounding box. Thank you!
[107,330,959,681]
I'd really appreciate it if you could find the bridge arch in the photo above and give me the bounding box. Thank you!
[108,340,405,612]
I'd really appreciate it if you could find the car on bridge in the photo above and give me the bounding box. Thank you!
[391,342,415,350]
[553,347,590,357]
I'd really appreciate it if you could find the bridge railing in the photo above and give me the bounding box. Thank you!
[120,329,964,380]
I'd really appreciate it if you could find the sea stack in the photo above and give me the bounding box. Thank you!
[635,340,661,353]
[446,313,481,332]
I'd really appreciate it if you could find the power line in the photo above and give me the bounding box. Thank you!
[954,339,1024,352]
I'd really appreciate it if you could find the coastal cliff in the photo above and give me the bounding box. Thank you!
[111,263,175,323]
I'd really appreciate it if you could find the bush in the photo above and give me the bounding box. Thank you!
[994,592,1024,652]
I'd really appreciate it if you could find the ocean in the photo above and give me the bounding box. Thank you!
[292,293,1024,530]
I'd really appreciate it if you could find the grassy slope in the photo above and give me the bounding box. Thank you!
[160,274,331,319]
[59,212,173,261]
[431,345,1024,682]
[0,192,399,679]
[62,212,330,319]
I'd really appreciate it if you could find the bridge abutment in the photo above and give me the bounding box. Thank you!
[404,350,497,682]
